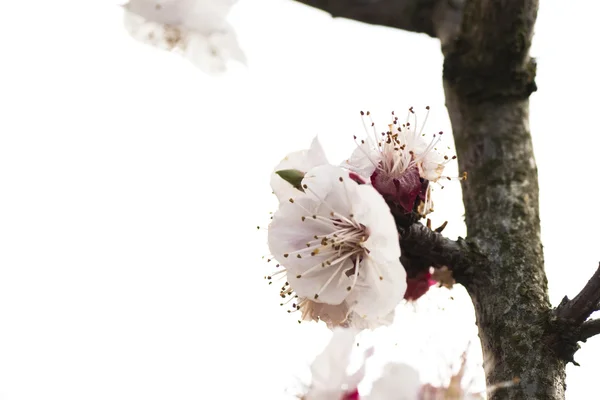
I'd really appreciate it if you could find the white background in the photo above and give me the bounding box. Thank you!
[0,1,598,399]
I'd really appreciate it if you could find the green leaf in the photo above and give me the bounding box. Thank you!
[275,169,305,191]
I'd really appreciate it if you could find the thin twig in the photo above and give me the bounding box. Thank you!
[580,319,600,343]
[555,262,600,326]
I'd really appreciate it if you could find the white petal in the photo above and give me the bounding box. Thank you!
[288,261,354,305]
[339,183,406,318]
[125,0,231,33]
[309,328,358,392]
[352,184,401,261]
[302,164,356,217]
[343,138,380,178]
[367,363,421,400]
[209,29,246,64]
[270,137,328,203]
[184,34,228,74]
[349,257,406,319]
[419,151,446,182]
[268,197,327,267]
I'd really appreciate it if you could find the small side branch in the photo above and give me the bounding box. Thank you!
[555,262,600,326]
[580,319,600,343]
[398,222,485,282]
[550,263,600,364]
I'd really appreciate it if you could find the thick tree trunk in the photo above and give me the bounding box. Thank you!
[443,92,565,399]
[441,1,567,398]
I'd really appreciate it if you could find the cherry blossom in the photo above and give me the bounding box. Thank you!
[268,165,406,327]
[344,108,463,215]
[123,0,245,73]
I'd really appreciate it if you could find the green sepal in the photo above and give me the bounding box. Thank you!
[275,169,305,191]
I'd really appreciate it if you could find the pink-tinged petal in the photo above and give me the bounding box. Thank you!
[342,389,360,400]
[404,271,436,301]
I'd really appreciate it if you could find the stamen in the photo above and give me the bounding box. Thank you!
[419,106,430,137]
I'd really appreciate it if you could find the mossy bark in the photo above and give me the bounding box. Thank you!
[443,91,566,399]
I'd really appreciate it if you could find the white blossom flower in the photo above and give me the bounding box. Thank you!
[270,136,328,203]
[366,362,422,400]
[344,108,463,215]
[268,164,406,327]
[123,0,245,74]
[303,328,370,400]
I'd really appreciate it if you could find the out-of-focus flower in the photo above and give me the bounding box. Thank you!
[366,362,422,400]
[123,0,245,74]
[268,165,406,328]
[302,328,371,400]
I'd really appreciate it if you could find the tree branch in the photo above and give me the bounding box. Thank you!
[291,0,465,44]
[555,263,600,326]
[580,319,600,343]
[398,222,485,283]
[443,0,538,102]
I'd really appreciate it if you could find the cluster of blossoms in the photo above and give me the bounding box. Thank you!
[267,108,460,329]
[122,0,245,74]
[300,328,492,400]
[265,109,516,399]
[263,109,503,399]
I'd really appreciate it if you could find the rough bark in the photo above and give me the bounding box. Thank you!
[440,1,569,398]
[555,263,600,326]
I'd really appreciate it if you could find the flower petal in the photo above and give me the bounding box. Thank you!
[349,256,406,319]
[352,184,401,262]
[343,137,380,179]
[288,260,355,305]
[300,300,352,328]
[268,197,329,268]
[367,363,421,400]
[270,137,328,202]
[309,328,358,392]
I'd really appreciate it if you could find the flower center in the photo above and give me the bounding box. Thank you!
[284,193,373,300]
